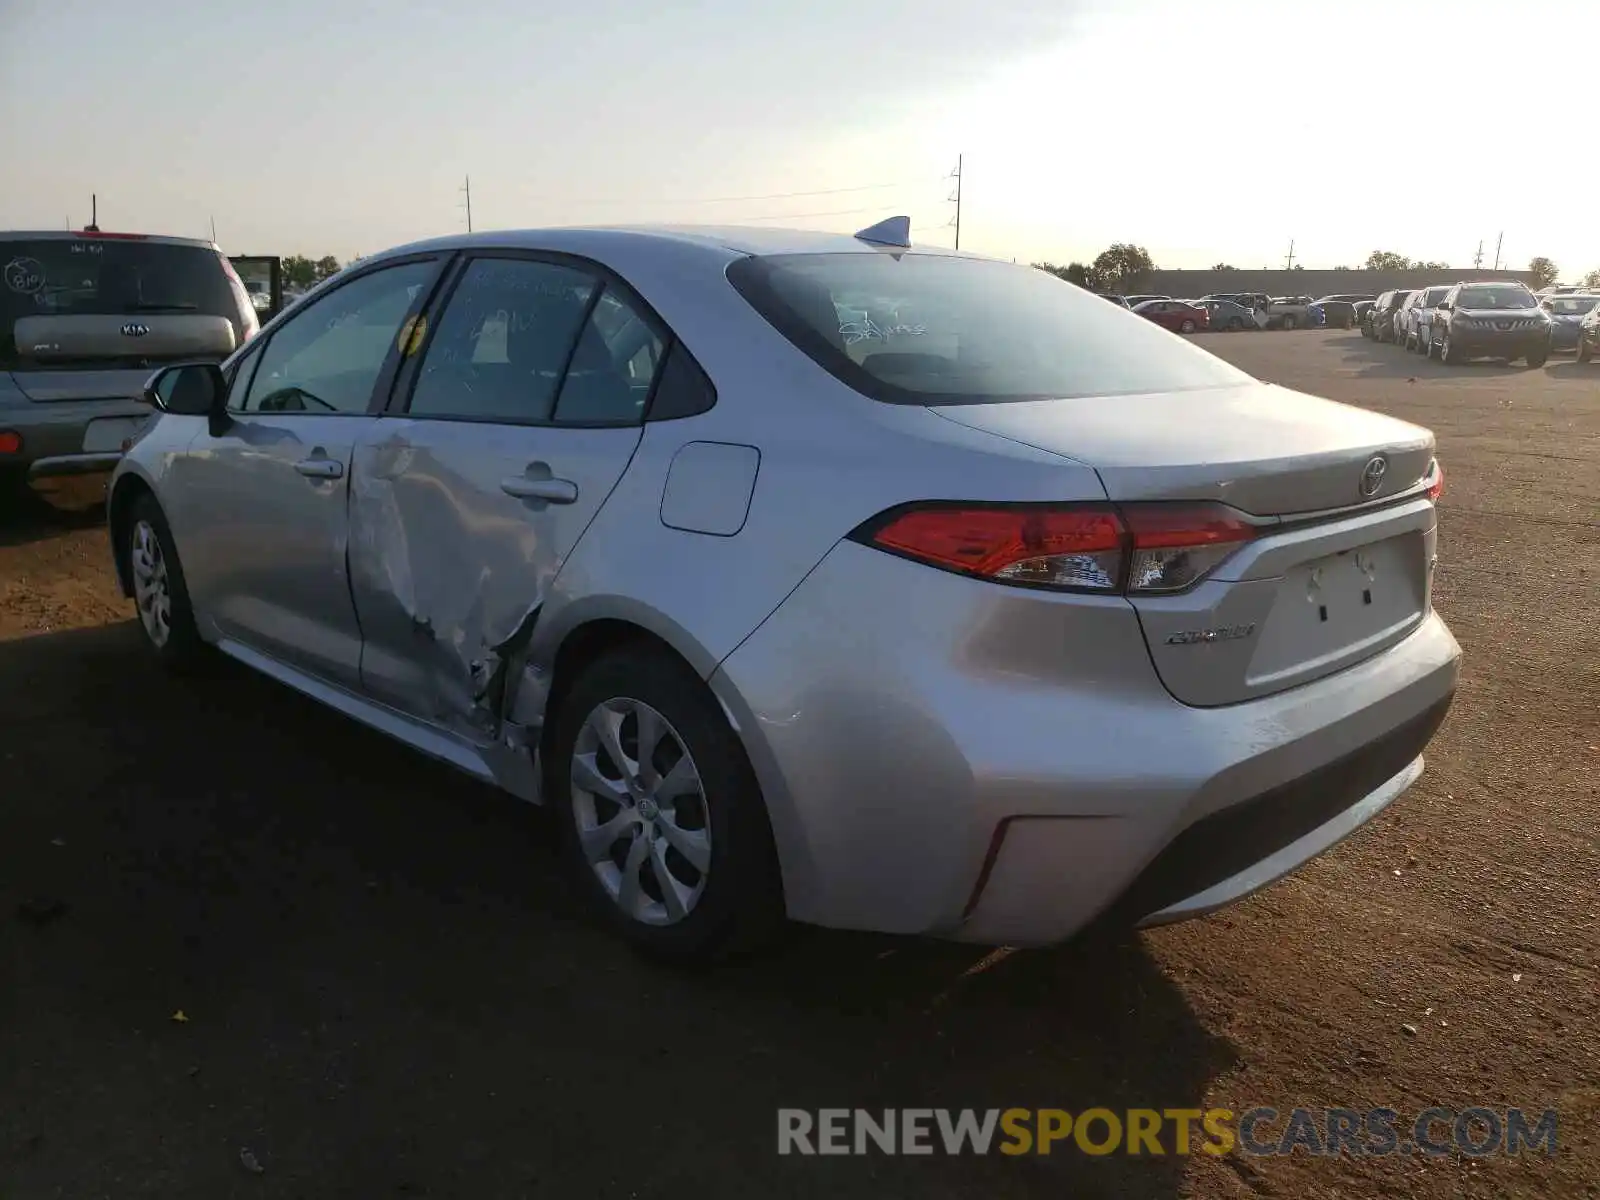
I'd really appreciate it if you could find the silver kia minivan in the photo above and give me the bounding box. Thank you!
[1,229,265,494]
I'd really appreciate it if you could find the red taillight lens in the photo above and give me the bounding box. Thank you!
[0,431,21,455]
[855,501,1257,594]
[1423,458,1444,502]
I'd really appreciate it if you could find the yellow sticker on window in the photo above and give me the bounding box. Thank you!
[397,314,428,356]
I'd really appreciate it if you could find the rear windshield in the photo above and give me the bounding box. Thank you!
[1547,296,1598,314]
[725,253,1252,405]
[1456,286,1536,309]
[2,237,241,369]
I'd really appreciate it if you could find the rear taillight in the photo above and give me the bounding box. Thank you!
[1423,459,1444,502]
[852,501,1257,595]
[0,431,21,456]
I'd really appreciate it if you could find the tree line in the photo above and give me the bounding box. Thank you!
[1032,246,1598,292]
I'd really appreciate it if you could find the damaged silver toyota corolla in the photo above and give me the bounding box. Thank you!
[107,219,1460,962]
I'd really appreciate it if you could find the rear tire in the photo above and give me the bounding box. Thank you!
[547,647,785,964]
[1179,319,1196,333]
[121,494,207,672]
[1578,339,1593,363]
[1228,316,1244,331]
[1282,315,1298,331]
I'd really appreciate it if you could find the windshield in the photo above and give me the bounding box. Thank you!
[1456,286,1536,310]
[1548,296,1599,315]
[727,253,1254,405]
[2,237,242,369]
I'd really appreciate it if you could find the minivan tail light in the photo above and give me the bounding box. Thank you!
[852,501,1257,595]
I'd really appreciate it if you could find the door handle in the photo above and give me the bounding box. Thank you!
[294,457,344,480]
[501,475,578,504]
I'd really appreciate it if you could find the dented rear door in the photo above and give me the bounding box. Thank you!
[348,254,661,737]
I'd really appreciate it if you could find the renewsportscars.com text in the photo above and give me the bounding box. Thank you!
[777,1107,1558,1157]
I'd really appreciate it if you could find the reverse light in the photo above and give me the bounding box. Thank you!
[852,501,1258,595]
[1423,459,1444,502]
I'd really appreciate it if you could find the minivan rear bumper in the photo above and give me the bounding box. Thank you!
[0,397,152,479]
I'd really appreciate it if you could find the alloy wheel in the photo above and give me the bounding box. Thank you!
[130,519,172,648]
[570,697,711,926]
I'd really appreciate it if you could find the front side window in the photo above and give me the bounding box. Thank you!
[407,258,598,422]
[729,253,1251,406]
[241,260,436,413]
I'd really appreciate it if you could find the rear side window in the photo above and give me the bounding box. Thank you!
[2,236,243,370]
[728,253,1252,405]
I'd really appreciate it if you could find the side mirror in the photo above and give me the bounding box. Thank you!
[1437,302,1452,311]
[143,362,226,416]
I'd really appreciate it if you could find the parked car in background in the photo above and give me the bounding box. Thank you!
[1316,293,1377,305]
[1367,290,1414,343]
[1309,300,1356,330]
[1123,293,1171,308]
[1353,299,1377,328]
[1541,292,1600,353]
[1,228,263,496]
[1132,298,1209,333]
[1400,286,1453,353]
[1202,292,1271,311]
[1429,281,1551,366]
[1578,302,1600,362]
[1098,294,1132,308]
[1195,299,1259,331]
[1262,296,1315,330]
[106,220,1460,961]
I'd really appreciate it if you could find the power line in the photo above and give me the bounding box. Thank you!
[733,204,904,223]
[517,176,943,209]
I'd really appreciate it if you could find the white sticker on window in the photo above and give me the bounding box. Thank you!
[4,258,46,295]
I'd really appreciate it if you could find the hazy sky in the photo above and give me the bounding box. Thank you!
[3,0,1596,277]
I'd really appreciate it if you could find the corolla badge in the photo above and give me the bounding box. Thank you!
[121,322,150,337]
[1359,454,1388,498]
[1166,623,1256,646]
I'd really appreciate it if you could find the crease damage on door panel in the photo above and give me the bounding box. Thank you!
[350,448,550,741]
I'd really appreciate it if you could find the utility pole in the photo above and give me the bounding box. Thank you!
[947,155,963,251]
[210,216,218,244]
[86,193,99,232]
[1493,231,1503,271]
[460,175,473,233]
[1284,239,1296,270]
[1473,240,1484,269]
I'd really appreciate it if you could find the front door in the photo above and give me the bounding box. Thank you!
[347,253,664,734]
[175,257,443,687]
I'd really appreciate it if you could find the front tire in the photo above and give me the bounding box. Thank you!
[1526,345,1548,368]
[1282,314,1298,331]
[121,495,207,671]
[1440,334,1463,365]
[547,647,784,963]
[1179,319,1196,333]
[1578,339,1593,363]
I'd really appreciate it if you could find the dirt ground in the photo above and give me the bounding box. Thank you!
[2,331,1596,1199]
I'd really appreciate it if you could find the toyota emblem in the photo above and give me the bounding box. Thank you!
[121,322,150,338]
[1359,455,1388,498]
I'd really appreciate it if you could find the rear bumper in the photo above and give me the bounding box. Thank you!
[0,398,152,478]
[711,541,1462,945]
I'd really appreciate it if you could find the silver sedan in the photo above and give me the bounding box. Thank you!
[107,219,1461,961]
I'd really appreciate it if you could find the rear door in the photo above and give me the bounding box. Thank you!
[348,252,662,734]
[174,256,444,687]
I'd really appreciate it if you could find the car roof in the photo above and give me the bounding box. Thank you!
[366,224,985,268]
[1,229,217,249]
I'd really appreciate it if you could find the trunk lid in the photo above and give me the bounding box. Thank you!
[931,383,1439,706]
[10,313,236,396]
